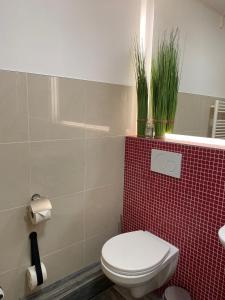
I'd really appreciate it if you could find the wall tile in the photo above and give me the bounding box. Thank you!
[0,192,85,275]
[85,184,122,239]
[37,193,85,255]
[0,241,84,300]
[85,81,134,138]
[0,143,30,210]
[174,93,216,137]
[0,207,29,274]
[84,226,119,266]
[42,241,85,286]
[28,74,85,141]
[85,137,125,189]
[0,69,133,299]
[0,70,28,142]
[0,266,27,300]
[30,140,85,198]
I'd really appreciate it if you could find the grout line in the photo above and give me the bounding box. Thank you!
[0,183,116,214]
[84,225,119,245]
[0,141,29,145]
[0,136,125,146]
[29,138,84,143]
[0,68,135,88]
[25,73,31,142]
[41,240,85,259]
[0,204,27,214]
[83,124,88,242]
[26,73,33,198]
[0,266,19,277]
[0,240,86,278]
[50,190,84,201]
[84,183,115,193]
[0,228,115,279]
[29,136,124,143]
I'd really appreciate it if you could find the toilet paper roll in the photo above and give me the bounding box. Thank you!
[28,197,52,225]
[0,287,4,299]
[26,263,47,291]
[28,207,52,225]
[30,197,52,214]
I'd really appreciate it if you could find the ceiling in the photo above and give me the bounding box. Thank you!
[199,0,225,15]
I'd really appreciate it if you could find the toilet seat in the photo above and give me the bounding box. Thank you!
[101,231,170,276]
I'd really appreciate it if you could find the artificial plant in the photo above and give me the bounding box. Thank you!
[134,41,148,137]
[151,30,180,138]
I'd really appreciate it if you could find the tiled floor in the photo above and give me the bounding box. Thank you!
[91,286,163,300]
[91,287,125,299]
[23,263,163,300]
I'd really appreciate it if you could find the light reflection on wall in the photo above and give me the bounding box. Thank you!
[50,77,110,133]
[140,0,147,51]
[139,0,155,120]
[165,133,225,148]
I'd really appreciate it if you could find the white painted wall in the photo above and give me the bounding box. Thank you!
[153,0,225,98]
[0,0,142,85]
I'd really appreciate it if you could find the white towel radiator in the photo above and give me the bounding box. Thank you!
[212,100,225,139]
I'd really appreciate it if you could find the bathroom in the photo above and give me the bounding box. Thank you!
[0,0,225,299]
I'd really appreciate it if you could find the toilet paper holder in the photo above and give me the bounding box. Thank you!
[27,194,52,225]
[31,194,42,202]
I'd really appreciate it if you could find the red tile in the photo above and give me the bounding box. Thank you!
[123,137,225,300]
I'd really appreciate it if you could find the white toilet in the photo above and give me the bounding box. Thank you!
[101,230,179,298]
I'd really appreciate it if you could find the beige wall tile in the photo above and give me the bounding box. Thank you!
[28,74,85,141]
[85,137,125,189]
[0,69,132,299]
[37,193,85,255]
[85,81,134,138]
[0,266,27,300]
[84,227,119,266]
[30,140,85,198]
[0,143,29,210]
[0,193,85,276]
[0,241,85,300]
[126,86,137,136]
[0,70,28,143]
[174,92,216,137]
[42,241,85,286]
[85,184,122,239]
[0,207,29,274]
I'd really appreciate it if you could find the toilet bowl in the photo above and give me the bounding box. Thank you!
[101,230,179,299]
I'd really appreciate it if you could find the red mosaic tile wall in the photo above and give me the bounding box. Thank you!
[123,136,225,300]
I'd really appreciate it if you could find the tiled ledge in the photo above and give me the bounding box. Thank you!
[128,134,225,150]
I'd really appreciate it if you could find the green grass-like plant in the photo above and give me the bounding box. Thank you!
[134,40,148,137]
[151,30,180,138]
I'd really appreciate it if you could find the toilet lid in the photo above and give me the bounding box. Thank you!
[101,231,170,276]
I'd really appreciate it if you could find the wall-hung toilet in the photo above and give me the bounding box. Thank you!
[101,230,179,298]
